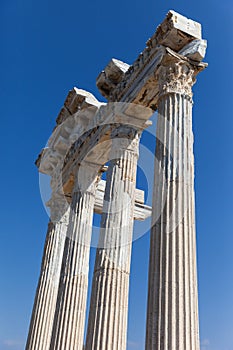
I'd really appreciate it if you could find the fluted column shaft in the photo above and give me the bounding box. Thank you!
[49,163,98,350]
[86,126,140,350]
[146,59,200,350]
[26,204,69,350]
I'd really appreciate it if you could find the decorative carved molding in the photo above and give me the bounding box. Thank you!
[96,10,206,105]
[36,89,104,176]
[156,59,196,99]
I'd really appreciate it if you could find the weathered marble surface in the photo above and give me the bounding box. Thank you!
[96,10,206,104]
[179,39,207,62]
[97,59,130,99]
[86,127,140,350]
[26,200,69,350]
[28,9,207,350]
[146,58,201,350]
[49,162,99,350]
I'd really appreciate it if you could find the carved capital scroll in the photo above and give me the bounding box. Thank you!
[157,59,196,99]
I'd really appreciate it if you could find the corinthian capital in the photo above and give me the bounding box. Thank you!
[157,58,196,99]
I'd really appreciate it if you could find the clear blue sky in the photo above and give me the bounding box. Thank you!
[1,1,233,349]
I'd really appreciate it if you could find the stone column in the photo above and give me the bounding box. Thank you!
[26,195,69,350]
[145,57,201,350]
[49,162,99,350]
[86,126,140,350]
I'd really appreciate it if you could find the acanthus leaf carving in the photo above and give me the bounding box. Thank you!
[156,60,196,99]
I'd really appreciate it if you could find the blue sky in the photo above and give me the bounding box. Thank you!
[1,0,233,349]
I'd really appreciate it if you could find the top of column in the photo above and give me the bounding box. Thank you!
[96,10,207,105]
